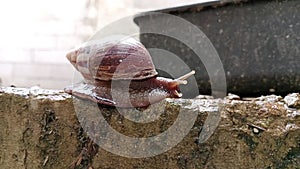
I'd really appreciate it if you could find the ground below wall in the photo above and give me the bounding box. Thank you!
[0,87,299,169]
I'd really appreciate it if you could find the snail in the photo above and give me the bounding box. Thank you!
[64,37,195,108]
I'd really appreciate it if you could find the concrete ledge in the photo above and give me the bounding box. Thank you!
[0,87,299,168]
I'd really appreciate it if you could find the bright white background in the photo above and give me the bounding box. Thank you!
[0,0,210,89]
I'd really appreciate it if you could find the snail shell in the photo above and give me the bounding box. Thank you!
[65,37,195,108]
[66,38,158,81]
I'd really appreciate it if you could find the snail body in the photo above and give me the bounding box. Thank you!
[65,38,194,108]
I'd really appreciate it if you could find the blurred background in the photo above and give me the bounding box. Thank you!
[0,0,209,89]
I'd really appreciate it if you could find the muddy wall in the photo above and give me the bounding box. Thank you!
[0,87,299,168]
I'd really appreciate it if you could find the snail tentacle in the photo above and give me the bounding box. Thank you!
[168,70,195,87]
[176,70,195,81]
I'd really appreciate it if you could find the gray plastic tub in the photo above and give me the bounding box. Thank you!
[134,0,300,96]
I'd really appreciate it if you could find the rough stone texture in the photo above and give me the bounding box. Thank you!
[0,87,300,168]
[0,87,79,169]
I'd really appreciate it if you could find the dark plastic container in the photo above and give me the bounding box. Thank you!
[134,0,300,96]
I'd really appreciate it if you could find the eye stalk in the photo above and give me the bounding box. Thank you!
[168,70,195,88]
[167,70,195,98]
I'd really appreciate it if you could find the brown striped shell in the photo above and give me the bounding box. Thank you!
[66,38,158,81]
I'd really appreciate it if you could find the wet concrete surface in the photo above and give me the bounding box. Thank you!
[0,87,299,168]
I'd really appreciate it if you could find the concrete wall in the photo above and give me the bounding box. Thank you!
[0,87,299,168]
